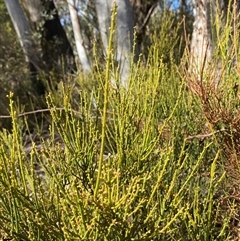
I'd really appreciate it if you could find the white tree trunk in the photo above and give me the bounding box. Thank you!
[67,0,91,72]
[95,0,134,88]
[95,0,111,53]
[115,0,134,88]
[190,0,213,77]
[4,0,41,69]
[190,1,240,85]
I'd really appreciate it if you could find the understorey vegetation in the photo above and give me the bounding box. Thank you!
[1,3,240,241]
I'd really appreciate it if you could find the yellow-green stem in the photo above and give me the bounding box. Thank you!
[94,3,117,199]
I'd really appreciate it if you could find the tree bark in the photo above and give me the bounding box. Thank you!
[115,0,134,88]
[67,0,91,72]
[21,0,41,23]
[95,0,134,88]
[190,0,213,77]
[4,0,41,72]
[95,0,111,55]
[190,0,240,82]
[4,0,45,94]
[5,0,77,94]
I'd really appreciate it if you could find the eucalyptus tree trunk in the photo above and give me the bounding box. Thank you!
[190,0,240,80]
[95,0,134,89]
[4,0,45,94]
[4,0,41,73]
[20,0,41,23]
[115,0,134,88]
[67,0,91,72]
[190,0,213,76]
[5,0,76,94]
[95,0,111,54]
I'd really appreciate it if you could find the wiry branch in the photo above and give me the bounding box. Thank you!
[137,2,157,35]
[186,128,226,141]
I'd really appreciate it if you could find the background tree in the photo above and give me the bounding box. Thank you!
[1,0,194,103]
[67,0,91,72]
[3,0,42,85]
[189,0,213,76]
[3,0,76,95]
[95,0,134,88]
[130,0,159,56]
[189,0,240,79]
[25,0,76,71]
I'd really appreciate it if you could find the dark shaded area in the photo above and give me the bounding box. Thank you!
[130,0,158,57]
[41,1,76,73]
[29,0,76,95]
[28,62,46,96]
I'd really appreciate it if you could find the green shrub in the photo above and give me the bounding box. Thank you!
[0,6,237,241]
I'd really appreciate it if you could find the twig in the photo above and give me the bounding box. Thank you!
[0,108,116,121]
[186,129,226,141]
[138,3,157,34]
[0,108,68,119]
